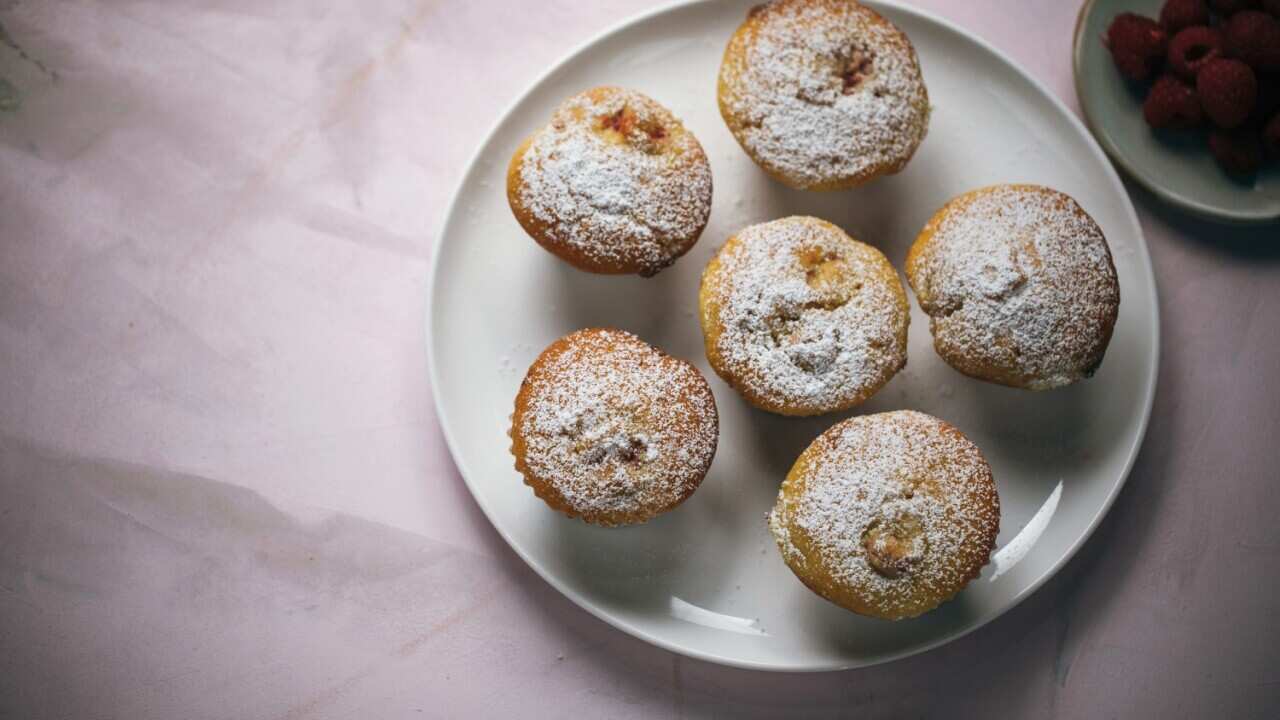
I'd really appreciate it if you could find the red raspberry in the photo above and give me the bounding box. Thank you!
[1167,26,1225,79]
[1210,0,1258,15]
[1105,13,1169,81]
[1161,0,1211,32]
[1208,129,1264,173]
[1224,11,1280,72]
[1144,74,1205,128]
[1263,113,1280,156]
[1198,58,1259,127]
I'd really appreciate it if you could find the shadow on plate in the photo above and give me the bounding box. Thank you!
[793,581,991,659]
[535,478,739,616]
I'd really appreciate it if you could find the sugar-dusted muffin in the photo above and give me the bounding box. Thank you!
[698,216,909,416]
[769,410,1000,620]
[507,86,713,276]
[906,184,1121,390]
[717,0,930,190]
[510,328,719,526]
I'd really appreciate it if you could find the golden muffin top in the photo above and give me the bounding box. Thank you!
[700,216,908,415]
[718,0,929,189]
[511,328,718,525]
[907,184,1120,390]
[509,86,712,275]
[769,410,1000,619]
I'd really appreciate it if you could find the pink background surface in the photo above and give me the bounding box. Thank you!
[1,0,1278,717]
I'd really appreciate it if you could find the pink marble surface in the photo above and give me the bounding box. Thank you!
[0,0,1277,717]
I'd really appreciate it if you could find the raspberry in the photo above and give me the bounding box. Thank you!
[1208,129,1264,173]
[1167,26,1225,79]
[1105,13,1169,81]
[1161,0,1211,32]
[1224,11,1280,72]
[1263,113,1280,156]
[1210,0,1258,15]
[1144,74,1205,128]
[1198,58,1259,127]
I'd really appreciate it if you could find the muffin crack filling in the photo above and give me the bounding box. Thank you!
[795,471,951,592]
[839,48,876,94]
[555,402,658,466]
[862,511,927,579]
[596,105,669,152]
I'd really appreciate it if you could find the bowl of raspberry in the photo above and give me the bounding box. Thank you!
[1074,0,1280,223]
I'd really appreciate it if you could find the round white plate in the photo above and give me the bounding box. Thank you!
[429,0,1159,671]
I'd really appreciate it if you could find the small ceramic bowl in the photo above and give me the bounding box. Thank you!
[1074,0,1280,224]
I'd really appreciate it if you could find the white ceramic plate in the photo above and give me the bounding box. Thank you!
[429,0,1159,671]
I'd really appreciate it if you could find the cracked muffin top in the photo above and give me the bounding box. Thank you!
[699,216,909,416]
[717,0,930,190]
[906,184,1120,390]
[510,328,719,526]
[769,410,1000,620]
[507,86,713,276]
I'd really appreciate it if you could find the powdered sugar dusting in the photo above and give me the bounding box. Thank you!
[908,185,1120,389]
[702,217,908,415]
[719,0,930,188]
[512,329,718,525]
[514,87,712,275]
[768,410,999,618]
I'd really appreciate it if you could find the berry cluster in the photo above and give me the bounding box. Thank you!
[1105,0,1280,176]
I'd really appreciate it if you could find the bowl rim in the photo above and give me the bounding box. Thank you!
[1072,0,1280,226]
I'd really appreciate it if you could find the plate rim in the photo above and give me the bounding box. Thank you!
[1072,0,1280,226]
[428,0,1161,672]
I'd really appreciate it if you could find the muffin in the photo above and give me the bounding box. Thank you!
[768,410,1000,620]
[905,184,1121,390]
[699,216,909,416]
[507,86,713,276]
[510,328,719,526]
[717,0,930,190]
